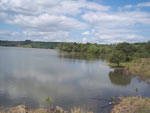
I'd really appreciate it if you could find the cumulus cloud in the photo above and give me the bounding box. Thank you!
[82,8,150,43]
[0,0,109,15]
[8,14,87,31]
[0,30,24,40]
[124,2,150,9]
[137,2,150,7]
[82,31,90,35]
[82,11,150,27]
[24,30,70,42]
[0,0,149,43]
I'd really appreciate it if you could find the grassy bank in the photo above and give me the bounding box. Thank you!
[2,97,150,113]
[111,97,150,113]
[124,58,150,77]
[109,58,150,77]
[0,105,93,113]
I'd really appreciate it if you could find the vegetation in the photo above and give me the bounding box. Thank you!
[111,97,150,113]
[0,105,91,113]
[1,40,150,64]
[58,42,113,57]
[1,40,150,76]
[115,42,136,61]
[43,96,54,109]
[125,58,150,77]
[0,40,59,49]
[71,107,90,113]
[109,50,126,67]
[58,41,150,66]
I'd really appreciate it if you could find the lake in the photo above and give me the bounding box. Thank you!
[0,47,150,113]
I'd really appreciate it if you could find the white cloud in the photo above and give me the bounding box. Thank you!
[94,33,146,43]
[124,2,150,9]
[0,0,110,15]
[81,8,150,43]
[24,30,70,42]
[82,11,150,27]
[82,31,90,35]
[7,14,87,31]
[137,2,150,7]
[0,0,149,43]
[0,12,8,20]
[82,37,88,43]
[0,30,24,40]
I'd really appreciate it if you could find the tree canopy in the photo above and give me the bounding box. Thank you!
[109,50,126,67]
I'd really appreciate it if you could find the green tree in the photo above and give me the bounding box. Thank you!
[109,50,126,67]
[116,42,136,61]
[87,45,99,54]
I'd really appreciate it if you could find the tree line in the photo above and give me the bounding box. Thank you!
[0,40,150,66]
[58,41,150,66]
[0,40,59,49]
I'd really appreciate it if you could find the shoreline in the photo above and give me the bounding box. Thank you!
[2,97,150,113]
[111,97,150,113]
[0,105,94,113]
[108,58,150,78]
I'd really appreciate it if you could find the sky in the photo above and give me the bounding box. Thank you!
[0,0,150,44]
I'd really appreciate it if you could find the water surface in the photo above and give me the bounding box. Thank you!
[0,47,150,113]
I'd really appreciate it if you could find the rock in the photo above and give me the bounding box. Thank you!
[55,106,65,113]
[6,105,87,113]
[59,107,64,113]
[9,105,28,113]
[56,106,61,111]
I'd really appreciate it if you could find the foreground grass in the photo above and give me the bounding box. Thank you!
[0,106,93,113]
[111,97,150,113]
[1,97,150,113]
[71,107,92,113]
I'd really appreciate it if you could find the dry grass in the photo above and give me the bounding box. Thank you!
[71,108,86,113]
[0,106,93,113]
[111,97,150,113]
[125,58,150,77]
[71,107,93,113]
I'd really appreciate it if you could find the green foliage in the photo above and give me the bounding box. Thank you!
[116,42,136,61]
[136,87,139,92]
[43,96,54,104]
[58,41,150,64]
[0,40,59,49]
[58,42,112,56]
[87,45,99,54]
[109,50,126,67]
[1,40,150,63]
[111,96,116,101]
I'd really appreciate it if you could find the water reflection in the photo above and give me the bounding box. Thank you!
[0,47,113,111]
[109,69,132,86]
[0,47,150,113]
[58,52,104,61]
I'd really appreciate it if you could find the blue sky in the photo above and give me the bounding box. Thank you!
[0,0,150,43]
